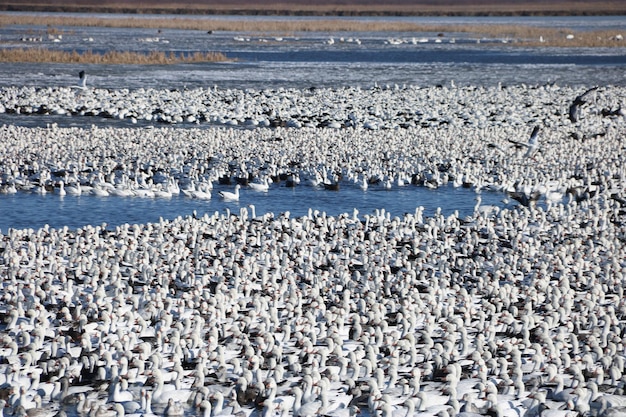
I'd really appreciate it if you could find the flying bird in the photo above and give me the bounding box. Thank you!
[78,71,87,90]
[507,189,541,207]
[570,130,606,141]
[508,125,541,158]
[568,86,598,123]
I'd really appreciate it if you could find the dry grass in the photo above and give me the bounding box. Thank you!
[464,24,626,47]
[0,14,444,32]
[0,14,624,48]
[0,48,229,64]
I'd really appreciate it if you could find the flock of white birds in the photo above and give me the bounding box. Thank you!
[0,79,625,417]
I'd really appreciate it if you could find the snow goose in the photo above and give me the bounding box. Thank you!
[291,385,326,417]
[11,387,39,410]
[210,391,237,416]
[91,183,110,197]
[219,184,241,202]
[473,195,499,217]
[596,398,626,417]
[181,180,197,198]
[324,404,360,417]
[70,70,87,90]
[148,368,193,406]
[413,389,452,414]
[248,177,271,192]
[508,125,540,159]
[379,401,412,417]
[189,182,212,200]
[524,391,577,417]
[163,398,185,416]
[13,403,60,417]
[546,373,575,404]
[199,399,212,417]
[78,70,87,89]
[109,376,137,407]
[57,181,66,196]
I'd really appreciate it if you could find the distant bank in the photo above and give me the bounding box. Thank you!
[1,0,625,16]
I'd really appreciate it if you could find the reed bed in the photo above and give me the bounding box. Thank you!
[467,25,625,47]
[1,14,436,32]
[0,48,229,64]
[0,14,623,48]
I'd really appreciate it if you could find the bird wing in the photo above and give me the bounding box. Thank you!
[575,86,599,104]
[527,125,540,148]
[79,70,87,88]
[507,138,528,149]
[507,126,539,150]
[569,86,598,122]
[528,125,540,142]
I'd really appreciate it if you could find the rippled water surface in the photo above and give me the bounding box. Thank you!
[0,183,510,233]
[0,13,624,230]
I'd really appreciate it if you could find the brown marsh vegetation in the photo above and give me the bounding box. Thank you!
[0,4,624,63]
[0,48,229,64]
[0,13,623,48]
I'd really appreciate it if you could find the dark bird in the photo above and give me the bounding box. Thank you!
[486,142,506,154]
[323,181,340,191]
[507,190,541,207]
[567,184,598,202]
[507,125,541,158]
[611,194,626,207]
[570,131,606,141]
[568,86,598,123]
[601,106,625,118]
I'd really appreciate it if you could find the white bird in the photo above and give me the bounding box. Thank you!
[248,177,271,192]
[58,181,67,196]
[524,125,541,158]
[92,184,110,197]
[190,182,212,200]
[163,398,185,416]
[34,184,47,195]
[149,369,193,405]
[474,195,499,217]
[292,386,326,417]
[109,377,134,403]
[64,182,82,196]
[508,125,540,158]
[73,70,88,90]
[358,176,368,191]
[210,391,236,416]
[219,184,241,201]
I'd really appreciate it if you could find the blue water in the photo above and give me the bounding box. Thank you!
[0,13,622,231]
[0,14,624,90]
[0,183,508,232]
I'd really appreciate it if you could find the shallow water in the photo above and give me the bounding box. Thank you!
[0,13,623,231]
[0,14,625,91]
[0,182,508,233]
